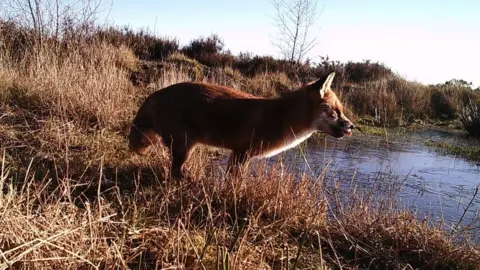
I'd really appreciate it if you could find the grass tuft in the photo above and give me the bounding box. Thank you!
[424,139,480,162]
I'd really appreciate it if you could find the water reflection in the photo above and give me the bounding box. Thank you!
[260,130,480,240]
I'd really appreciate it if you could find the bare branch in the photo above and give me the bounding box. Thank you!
[2,0,105,39]
[27,0,38,33]
[270,0,322,64]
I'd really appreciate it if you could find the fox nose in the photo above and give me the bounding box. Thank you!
[349,124,356,130]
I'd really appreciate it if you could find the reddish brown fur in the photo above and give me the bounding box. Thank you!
[128,73,354,180]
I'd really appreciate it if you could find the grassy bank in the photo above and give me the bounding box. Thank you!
[424,140,480,162]
[1,21,480,269]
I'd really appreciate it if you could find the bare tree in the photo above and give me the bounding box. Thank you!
[270,0,322,64]
[2,0,105,39]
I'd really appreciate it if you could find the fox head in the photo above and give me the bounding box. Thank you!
[304,72,355,138]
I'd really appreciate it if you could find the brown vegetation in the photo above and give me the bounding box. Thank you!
[1,20,479,269]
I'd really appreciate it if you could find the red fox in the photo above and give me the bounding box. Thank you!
[128,72,355,180]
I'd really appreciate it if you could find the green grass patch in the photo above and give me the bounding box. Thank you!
[356,124,388,136]
[424,139,480,162]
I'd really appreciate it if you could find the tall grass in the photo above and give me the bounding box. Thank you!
[1,20,480,269]
[0,28,138,130]
[1,148,479,269]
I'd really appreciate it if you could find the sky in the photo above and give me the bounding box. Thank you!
[96,0,480,87]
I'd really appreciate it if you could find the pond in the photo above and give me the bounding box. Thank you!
[256,127,480,241]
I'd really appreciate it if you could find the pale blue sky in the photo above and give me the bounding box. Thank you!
[98,0,480,87]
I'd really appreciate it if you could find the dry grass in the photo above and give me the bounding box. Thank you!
[2,150,479,269]
[1,31,479,270]
[338,76,433,127]
[242,72,296,98]
[1,43,137,130]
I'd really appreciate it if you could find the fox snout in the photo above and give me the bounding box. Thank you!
[330,116,355,138]
[342,122,356,136]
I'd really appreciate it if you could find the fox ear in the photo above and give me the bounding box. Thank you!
[315,72,335,98]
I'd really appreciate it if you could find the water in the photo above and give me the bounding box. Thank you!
[260,128,480,240]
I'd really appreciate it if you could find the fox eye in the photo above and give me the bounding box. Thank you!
[328,109,337,117]
[329,108,342,118]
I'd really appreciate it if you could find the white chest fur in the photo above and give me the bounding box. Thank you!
[261,131,315,158]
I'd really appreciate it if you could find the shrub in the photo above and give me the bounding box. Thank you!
[344,60,393,83]
[183,34,224,56]
[460,98,480,137]
[94,26,179,60]
[388,77,431,122]
[429,81,477,120]
[234,53,312,80]
[181,34,235,68]
[430,88,459,120]
[0,21,38,63]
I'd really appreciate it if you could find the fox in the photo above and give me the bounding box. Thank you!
[128,72,355,180]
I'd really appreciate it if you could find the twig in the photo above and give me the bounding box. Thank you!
[451,184,480,233]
